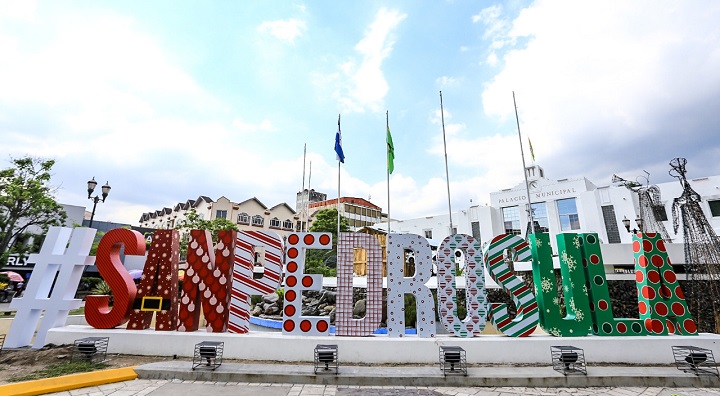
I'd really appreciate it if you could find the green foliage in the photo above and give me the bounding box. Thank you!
[89,231,105,256]
[175,208,239,257]
[91,280,112,296]
[8,361,110,382]
[304,255,337,277]
[78,277,104,292]
[0,157,67,266]
[251,294,263,306]
[405,294,417,327]
[304,208,348,276]
[309,208,349,244]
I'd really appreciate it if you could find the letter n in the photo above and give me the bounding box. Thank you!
[177,230,235,332]
[127,230,180,331]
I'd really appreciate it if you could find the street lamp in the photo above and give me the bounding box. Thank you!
[622,216,644,234]
[87,177,111,228]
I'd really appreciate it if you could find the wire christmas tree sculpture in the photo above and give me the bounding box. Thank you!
[670,157,720,333]
[611,172,672,242]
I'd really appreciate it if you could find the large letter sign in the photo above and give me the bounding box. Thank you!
[633,232,696,335]
[530,233,592,337]
[437,234,487,337]
[483,234,538,337]
[127,230,180,331]
[228,231,283,334]
[386,233,436,337]
[6,227,95,348]
[576,233,648,336]
[335,233,383,336]
[282,232,333,335]
[178,230,235,332]
[86,228,145,329]
[17,226,692,346]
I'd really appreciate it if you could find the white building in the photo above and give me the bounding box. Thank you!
[380,164,720,271]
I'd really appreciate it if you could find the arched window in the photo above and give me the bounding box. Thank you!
[237,212,250,224]
[269,217,281,229]
[252,215,264,227]
[283,219,293,229]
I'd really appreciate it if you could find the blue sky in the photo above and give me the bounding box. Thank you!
[2,1,720,225]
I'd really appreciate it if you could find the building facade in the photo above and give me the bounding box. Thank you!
[139,196,298,236]
[381,164,720,267]
[306,196,383,231]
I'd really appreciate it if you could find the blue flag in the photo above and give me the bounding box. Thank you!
[335,114,345,163]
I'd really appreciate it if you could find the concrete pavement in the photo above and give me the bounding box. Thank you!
[134,361,720,388]
[39,379,720,396]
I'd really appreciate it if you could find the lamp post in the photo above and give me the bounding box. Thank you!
[87,177,111,228]
[622,216,644,234]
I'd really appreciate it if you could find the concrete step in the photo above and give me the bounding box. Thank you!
[134,361,720,388]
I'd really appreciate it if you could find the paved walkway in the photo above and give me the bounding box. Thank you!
[41,379,720,396]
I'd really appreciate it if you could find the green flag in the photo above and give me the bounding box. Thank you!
[387,125,395,174]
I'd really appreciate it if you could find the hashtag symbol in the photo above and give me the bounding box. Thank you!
[5,227,95,348]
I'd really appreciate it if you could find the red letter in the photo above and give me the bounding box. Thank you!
[85,229,145,329]
[127,230,180,331]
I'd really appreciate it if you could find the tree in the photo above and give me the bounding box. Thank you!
[305,209,350,276]
[0,157,67,265]
[309,208,350,244]
[174,208,239,258]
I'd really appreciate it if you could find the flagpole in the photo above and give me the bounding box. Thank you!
[386,111,391,234]
[337,114,342,239]
[301,143,307,232]
[513,91,535,236]
[439,91,454,235]
[337,159,341,237]
[306,160,312,232]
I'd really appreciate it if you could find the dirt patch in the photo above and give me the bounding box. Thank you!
[0,344,176,385]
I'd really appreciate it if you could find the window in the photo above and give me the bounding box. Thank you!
[283,219,293,229]
[557,198,580,231]
[424,229,433,239]
[237,213,250,224]
[709,200,720,217]
[652,204,669,221]
[529,202,550,233]
[471,221,481,243]
[269,217,281,229]
[601,205,622,244]
[502,206,521,235]
[252,215,264,227]
[216,210,227,219]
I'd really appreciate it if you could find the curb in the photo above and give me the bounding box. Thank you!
[0,366,137,396]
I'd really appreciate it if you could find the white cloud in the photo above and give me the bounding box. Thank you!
[480,0,720,182]
[0,0,36,21]
[258,18,306,44]
[472,4,512,66]
[325,8,407,114]
[436,76,459,88]
[430,108,465,137]
[232,118,275,133]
